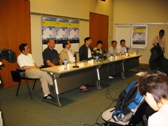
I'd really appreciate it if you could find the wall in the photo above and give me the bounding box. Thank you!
[113,0,168,64]
[30,0,114,66]
[0,0,31,87]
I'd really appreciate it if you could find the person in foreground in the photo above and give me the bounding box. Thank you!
[138,70,168,126]
[17,43,55,101]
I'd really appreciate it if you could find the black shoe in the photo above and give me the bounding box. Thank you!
[50,86,55,93]
[43,94,56,102]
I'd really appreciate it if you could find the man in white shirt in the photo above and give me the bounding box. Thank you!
[108,40,118,56]
[17,43,55,101]
[117,39,127,55]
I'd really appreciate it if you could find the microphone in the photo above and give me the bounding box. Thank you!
[73,54,79,68]
[124,46,129,53]
[103,49,107,54]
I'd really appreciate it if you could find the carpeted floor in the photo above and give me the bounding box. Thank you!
[0,67,149,126]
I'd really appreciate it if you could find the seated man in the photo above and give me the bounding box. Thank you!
[17,43,55,101]
[108,40,118,56]
[79,37,94,61]
[117,39,127,55]
[60,40,75,63]
[79,37,94,92]
[42,38,62,67]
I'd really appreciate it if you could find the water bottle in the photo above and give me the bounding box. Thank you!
[120,52,122,57]
[136,49,139,55]
[126,52,128,57]
[113,52,116,58]
[95,55,99,63]
[63,59,68,70]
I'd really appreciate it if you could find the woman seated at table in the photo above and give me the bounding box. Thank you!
[93,40,107,59]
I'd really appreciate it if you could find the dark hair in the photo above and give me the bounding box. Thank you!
[47,38,55,43]
[97,40,103,45]
[84,37,91,43]
[111,40,117,44]
[159,29,165,36]
[62,40,70,48]
[138,70,168,103]
[19,43,27,52]
[120,39,125,44]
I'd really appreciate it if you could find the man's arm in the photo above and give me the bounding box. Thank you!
[46,60,56,67]
[22,63,39,70]
[152,36,157,46]
[59,60,62,65]
[79,46,85,61]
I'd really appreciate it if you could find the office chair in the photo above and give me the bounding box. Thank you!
[102,101,148,126]
[11,69,38,100]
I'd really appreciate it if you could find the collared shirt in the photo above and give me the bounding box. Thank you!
[88,47,92,58]
[60,48,75,63]
[117,45,127,54]
[79,44,93,61]
[42,47,60,66]
[67,49,75,62]
[148,104,168,126]
[108,46,118,56]
[17,53,35,68]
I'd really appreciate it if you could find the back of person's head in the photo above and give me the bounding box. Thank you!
[159,29,165,36]
[19,43,27,52]
[97,40,103,45]
[62,40,69,48]
[120,39,125,44]
[138,70,168,104]
[84,37,91,43]
[111,40,117,44]
[47,38,55,44]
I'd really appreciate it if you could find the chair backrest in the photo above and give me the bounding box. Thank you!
[11,71,21,82]
[128,101,148,125]
[0,75,4,89]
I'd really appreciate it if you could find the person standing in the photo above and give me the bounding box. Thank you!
[79,37,94,61]
[42,38,62,67]
[17,43,55,101]
[152,29,166,53]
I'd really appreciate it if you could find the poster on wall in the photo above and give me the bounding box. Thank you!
[131,25,148,49]
[69,20,79,42]
[42,16,80,44]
